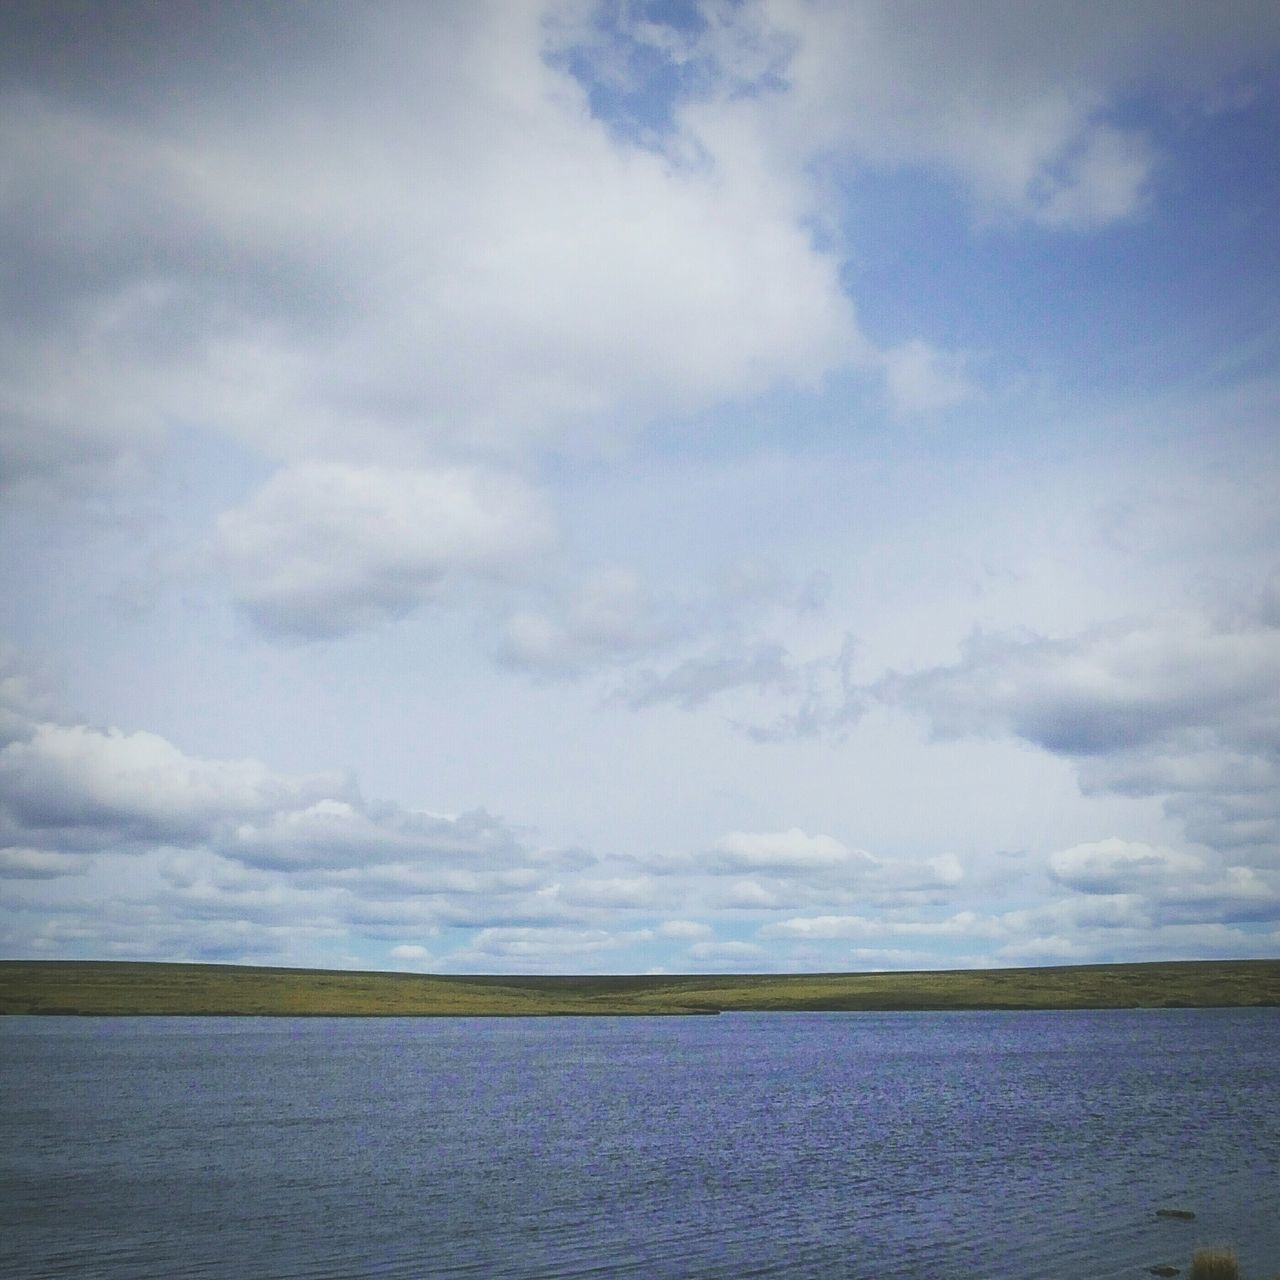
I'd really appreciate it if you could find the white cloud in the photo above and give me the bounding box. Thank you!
[3,6,1279,977]
[709,827,873,873]
[0,720,336,847]
[656,919,714,941]
[0,3,862,495]
[686,939,768,969]
[880,612,1280,866]
[1048,838,1203,894]
[623,642,794,709]
[1159,865,1280,924]
[1037,840,1280,930]
[687,0,1280,230]
[845,947,945,971]
[20,0,1260,508]
[552,876,663,909]
[387,943,434,971]
[0,847,91,879]
[3,1,1274,512]
[224,801,520,873]
[216,463,555,636]
[719,878,789,909]
[446,926,637,972]
[762,910,1002,941]
[881,340,976,416]
[997,934,1094,964]
[498,566,668,675]
[1032,123,1153,229]
[926,853,965,886]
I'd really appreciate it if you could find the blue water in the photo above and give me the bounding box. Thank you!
[1,1010,1277,1279]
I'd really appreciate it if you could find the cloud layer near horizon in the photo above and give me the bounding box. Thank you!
[2,1,1279,972]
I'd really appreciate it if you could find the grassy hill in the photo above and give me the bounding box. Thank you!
[2,957,1278,1016]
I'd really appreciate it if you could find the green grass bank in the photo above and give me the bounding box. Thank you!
[2,957,1278,1017]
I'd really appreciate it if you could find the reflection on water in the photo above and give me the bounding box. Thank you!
[2,1009,1278,1279]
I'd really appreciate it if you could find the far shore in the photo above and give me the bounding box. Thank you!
[2,957,1278,1017]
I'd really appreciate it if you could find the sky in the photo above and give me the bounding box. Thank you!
[2,0,1279,975]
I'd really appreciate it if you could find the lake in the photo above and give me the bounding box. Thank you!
[2,1009,1277,1278]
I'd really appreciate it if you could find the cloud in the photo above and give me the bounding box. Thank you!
[879,611,1280,866]
[1047,838,1202,894]
[1082,747,1280,856]
[1038,838,1280,929]
[216,463,555,636]
[1032,122,1153,229]
[845,947,948,971]
[0,847,91,879]
[0,2,861,496]
[686,939,768,969]
[880,340,977,416]
[15,0,1267,508]
[445,926,646,972]
[0,675,539,894]
[681,0,1280,229]
[879,618,1280,754]
[1002,878,1280,953]
[552,875,663,910]
[623,642,794,709]
[0,719,339,849]
[656,919,714,941]
[761,910,1001,941]
[387,943,434,971]
[1158,866,1280,925]
[0,659,61,746]
[498,566,669,675]
[708,827,875,874]
[501,561,831,688]
[717,878,791,910]
[224,801,521,873]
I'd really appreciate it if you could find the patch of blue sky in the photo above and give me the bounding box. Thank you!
[841,85,1280,400]
[551,0,715,149]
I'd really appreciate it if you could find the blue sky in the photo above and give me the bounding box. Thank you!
[2,0,1279,973]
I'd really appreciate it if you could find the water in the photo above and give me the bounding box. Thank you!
[2,1010,1277,1279]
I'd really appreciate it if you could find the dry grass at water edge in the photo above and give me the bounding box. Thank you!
[1189,1246,1239,1280]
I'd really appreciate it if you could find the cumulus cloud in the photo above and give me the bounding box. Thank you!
[387,943,434,971]
[225,801,521,873]
[0,2,861,495]
[679,0,1280,229]
[0,673,547,923]
[0,847,91,879]
[761,910,1001,942]
[552,876,663,910]
[686,939,768,969]
[445,926,648,972]
[216,463,555,636]
[388,944,431,960]
[881,616,1280,754]
[708,827,875,874]
[0,720,339,849]
[880,611,1280,866]
[1038,837,1280,931]
[656,919,714,941]
[1047,838,1203,894]
[1158,866,1280,925]
[9,0,1266,510]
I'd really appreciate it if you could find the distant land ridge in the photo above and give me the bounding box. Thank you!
[2,958,1278,1017]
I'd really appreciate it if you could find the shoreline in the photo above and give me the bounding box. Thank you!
[3,957,1278,1018]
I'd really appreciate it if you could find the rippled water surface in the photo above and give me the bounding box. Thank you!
[2,1010,1278,1279]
